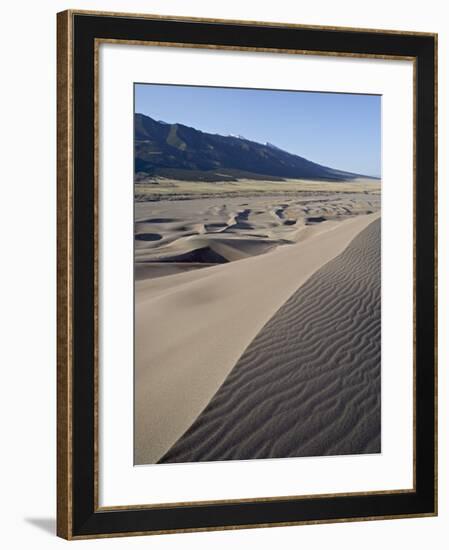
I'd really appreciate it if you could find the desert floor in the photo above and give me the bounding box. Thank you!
[134,179,381,465]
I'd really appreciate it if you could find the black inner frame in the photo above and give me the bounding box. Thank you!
[71,13,436,537]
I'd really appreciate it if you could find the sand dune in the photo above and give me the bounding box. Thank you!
[160,219,381,463]
[134,212,380,464]
[134,192,380,280]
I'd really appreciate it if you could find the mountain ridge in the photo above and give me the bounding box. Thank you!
[134,113,376,183]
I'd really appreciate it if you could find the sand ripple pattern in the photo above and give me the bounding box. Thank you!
[159,219,381,463]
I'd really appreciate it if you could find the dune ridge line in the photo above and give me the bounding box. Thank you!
[161,219,381,463]
[135,212,380,464]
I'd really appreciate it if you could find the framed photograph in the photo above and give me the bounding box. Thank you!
[57,10,437,539]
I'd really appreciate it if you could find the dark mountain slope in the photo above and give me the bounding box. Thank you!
[134,113,369,183]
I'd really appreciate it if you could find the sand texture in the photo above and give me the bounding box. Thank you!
[159,219,381,463]
[135,191,380,280]
[134,200,380,464]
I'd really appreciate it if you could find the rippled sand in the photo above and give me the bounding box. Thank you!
[160,219,381,463]
[134,184,380,464]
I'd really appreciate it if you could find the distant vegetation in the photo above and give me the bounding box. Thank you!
[135,114,371,183]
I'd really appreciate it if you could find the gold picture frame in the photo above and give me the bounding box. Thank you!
[57,10,437,539]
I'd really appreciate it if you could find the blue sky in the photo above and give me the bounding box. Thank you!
[135,84,381,177]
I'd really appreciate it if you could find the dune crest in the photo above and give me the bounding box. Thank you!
[134,212,380,464]
[160,219,381,463]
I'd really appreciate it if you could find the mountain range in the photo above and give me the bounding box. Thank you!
[134,113,370,183]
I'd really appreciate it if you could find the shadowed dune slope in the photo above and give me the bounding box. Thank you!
[135,213,378,464]
[160,219,381,463]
